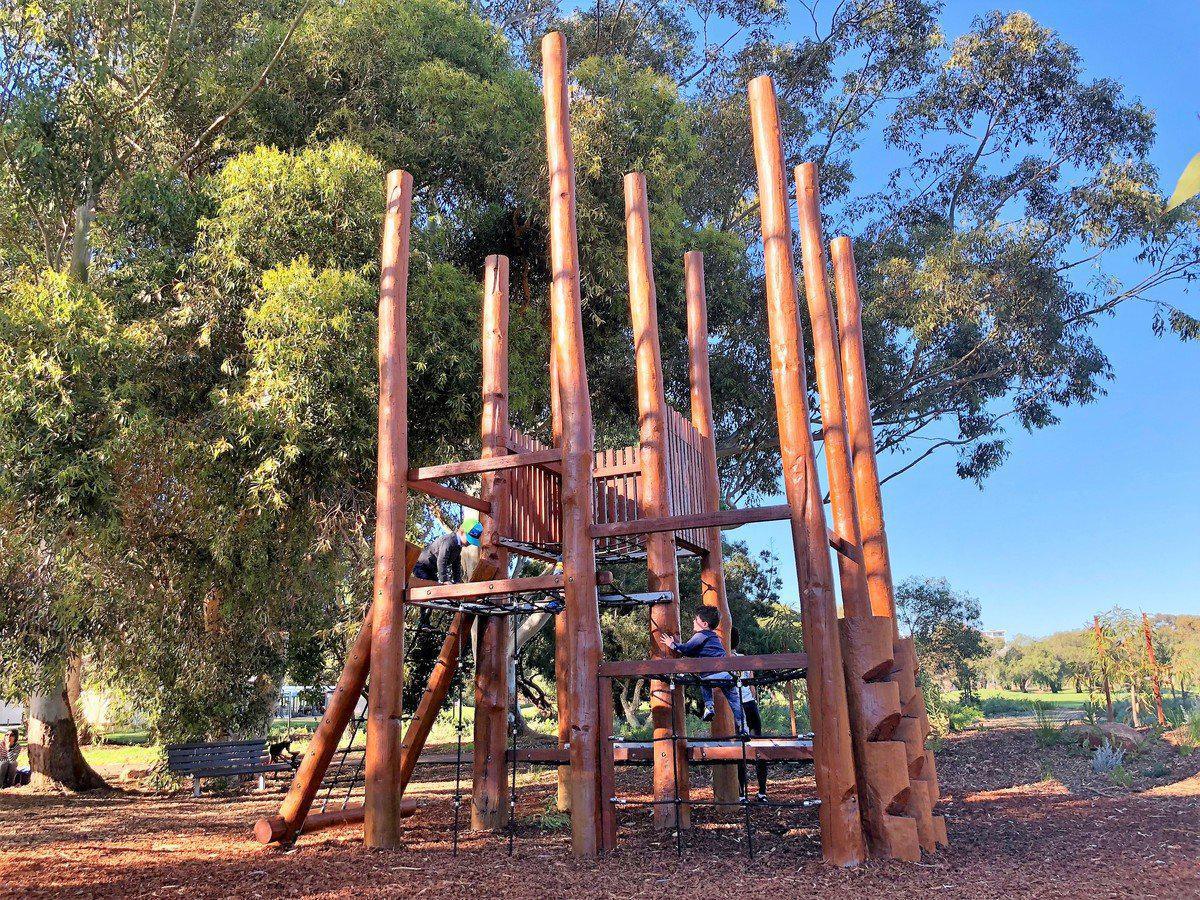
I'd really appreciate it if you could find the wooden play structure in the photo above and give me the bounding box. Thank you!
[253,32,948,865]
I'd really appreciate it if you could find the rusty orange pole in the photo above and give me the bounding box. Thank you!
[473,255,513,829]
[542,30,603,858]
[831,235,946,852]
[364,168,413,849]
[401,609,476,792]
[549,272,573,815]
[748,74,864,867]
[795,164,870,619]
[684,251,739,806]
[1093,615,1114,721]
[255,606,375,845]
[626,172,691,829]
[830,237,897,626]
[1143,613,1167,727]
[798,171,917,861]
[255,546,420,845]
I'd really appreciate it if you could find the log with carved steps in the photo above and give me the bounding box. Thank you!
[830,234,948,853]
[794,161,919,862]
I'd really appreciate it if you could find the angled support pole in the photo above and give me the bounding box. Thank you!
[684,251,739,805]
[796,164,919,861]
[254,543,420,845]
[473,255,514,829]
[626,172,691,830]
[542,30,604,859]
[748,74,865,867]
[830,234,947,851]
[365,169,413,849]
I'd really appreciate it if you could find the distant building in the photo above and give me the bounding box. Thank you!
[982,629,1008,643]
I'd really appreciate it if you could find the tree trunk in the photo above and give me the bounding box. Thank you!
[65,655,92,746]
[618,679,644,729]
[1129,682,1141,728]
[507,610,553,738]
[68,187,93,282]
[28,673,107,792]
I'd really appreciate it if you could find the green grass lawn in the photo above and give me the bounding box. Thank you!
[975,688,1094,707]
[83,742,161,769]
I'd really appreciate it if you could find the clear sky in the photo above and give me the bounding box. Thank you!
[740,0,1200,638]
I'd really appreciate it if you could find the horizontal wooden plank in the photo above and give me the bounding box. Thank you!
[407,570,614,603]
[597,651,808,679]
[420,741,813,767]
[589,504,792,540]
[613,739,813,764]
[408,479,491,513]
[593,459,641,478]
[409,448,562,481]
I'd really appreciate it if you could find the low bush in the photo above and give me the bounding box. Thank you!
[1091,740,1124,774]
[981,696,1035,717]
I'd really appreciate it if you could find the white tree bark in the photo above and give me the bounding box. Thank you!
[28,673,107,791]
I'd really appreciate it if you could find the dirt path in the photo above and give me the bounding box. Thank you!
[1,728,1197,899]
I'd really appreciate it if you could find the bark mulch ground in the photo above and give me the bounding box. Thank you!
[1,726,1197,899]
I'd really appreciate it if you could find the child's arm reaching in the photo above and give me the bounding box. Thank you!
[671,632,707,657]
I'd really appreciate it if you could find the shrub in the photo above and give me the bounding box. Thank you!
[1109,765,1134,788]
[948,702,984,732]
[531,801,570,831]
[982,696,1034,717]
[1033,701,1066,747]
[1091,740,1125,774]
[1186,702,1200,745]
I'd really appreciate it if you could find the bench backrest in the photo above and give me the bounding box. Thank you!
[166,738,269,774]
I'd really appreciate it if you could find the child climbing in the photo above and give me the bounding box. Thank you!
[668,607,745,733]
[413,519,483,584]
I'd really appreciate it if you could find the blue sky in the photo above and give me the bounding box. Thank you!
[739,0,1200,638]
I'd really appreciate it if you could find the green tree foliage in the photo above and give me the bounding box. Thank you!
[896,576,988,700]
[0,1,546,742]
[3,0,1198,749]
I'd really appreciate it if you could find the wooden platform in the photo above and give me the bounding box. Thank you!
[414,737,814,768]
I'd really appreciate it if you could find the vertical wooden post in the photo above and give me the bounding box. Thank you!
[830,237,897,626]
[473,256,513,829]
[597,676,618,851]
[794,164,870,619]
[831,235,946,852]
[1094,615,1114,722]
[747,75,865,867]
[684,251,739,805]
[365,168,413,849]
[1143,612,1167,727]
[625,173,691,829]
[551,308,572,813]
[798,167,917,861]
[542,30,603,858]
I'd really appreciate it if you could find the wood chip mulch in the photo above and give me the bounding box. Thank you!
[1,727,1197,899]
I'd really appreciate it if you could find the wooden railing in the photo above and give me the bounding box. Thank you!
[663,405,711,553]
[506,427,561,549]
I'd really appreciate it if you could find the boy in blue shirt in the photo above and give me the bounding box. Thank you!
[668,606,745,733]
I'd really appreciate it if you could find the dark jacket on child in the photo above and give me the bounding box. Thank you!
[674,628,727,659]
[413,533,464,583]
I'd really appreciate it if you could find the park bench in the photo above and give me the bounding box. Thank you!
[166,738,293,797]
